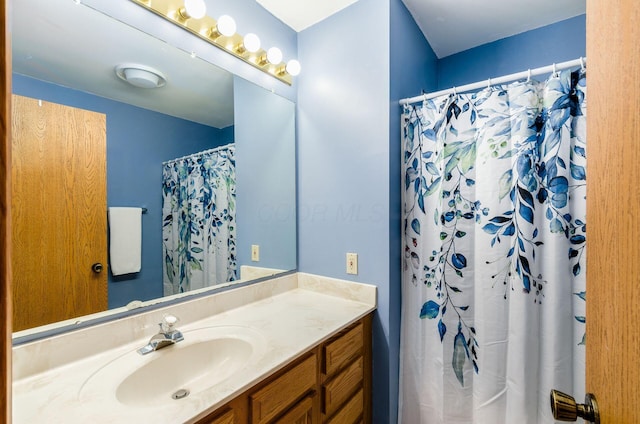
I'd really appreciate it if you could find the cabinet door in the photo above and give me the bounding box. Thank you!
[274,395,315,424]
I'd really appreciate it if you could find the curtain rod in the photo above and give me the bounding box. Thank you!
[162,142,235,166]
[399,57,586,106]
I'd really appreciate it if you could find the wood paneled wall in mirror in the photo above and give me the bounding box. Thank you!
[10,0,296,338]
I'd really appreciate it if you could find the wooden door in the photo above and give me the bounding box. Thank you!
[1,1,10,421]
[585,0,640,422]
[11,95,107,331]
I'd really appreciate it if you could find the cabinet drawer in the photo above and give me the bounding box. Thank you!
[323,322,363,376]
[274,395,314,424]
[323,357,363,416]
[251,353,317,424]
[326,388,363,424]
[202,408,235,424]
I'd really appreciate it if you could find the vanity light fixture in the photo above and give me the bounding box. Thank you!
[285,59,301,77]
[129,0,299,85]
[236,33,261,54]
[266,47,283,65]
[179,0,206,20]
[208,14,236,40]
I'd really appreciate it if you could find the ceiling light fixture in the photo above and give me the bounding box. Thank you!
[129,0,300,85]
[115,64,167,89]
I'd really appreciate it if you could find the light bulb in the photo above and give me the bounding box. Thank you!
[183,0,206,19]
[266,47,283,65]
[286,59,301,76]
[243,33,261,53]
[216,15,236,37]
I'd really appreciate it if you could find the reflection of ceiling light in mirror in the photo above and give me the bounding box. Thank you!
[267,47,283,65]
[243,33,261,53]
[217,15,236,37]
[115,64,167,89]
[183,0,206,19]
[286,60,301,76]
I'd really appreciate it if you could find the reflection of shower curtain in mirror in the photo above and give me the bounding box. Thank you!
[162,144,237,295]
[400,70,586,423]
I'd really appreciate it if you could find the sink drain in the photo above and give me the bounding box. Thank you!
[171,389,190,400]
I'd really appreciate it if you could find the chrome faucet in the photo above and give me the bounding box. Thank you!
[137,314,184,355]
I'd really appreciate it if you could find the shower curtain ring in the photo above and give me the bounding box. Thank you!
[552,63,557,77]
[487,78,491,89]
[453,86,457,96]
[527,69,532,82]
[580,57,586,71]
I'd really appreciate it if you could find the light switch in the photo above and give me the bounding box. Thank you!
[346,252,358,275]
[251,245,260,262]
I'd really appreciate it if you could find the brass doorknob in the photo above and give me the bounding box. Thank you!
[91,263,104,273]
[550,389,600,423]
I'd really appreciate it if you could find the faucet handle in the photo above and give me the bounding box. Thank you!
[161,314,179,333]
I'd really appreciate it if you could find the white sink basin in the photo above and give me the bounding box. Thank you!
[78,326,267,408]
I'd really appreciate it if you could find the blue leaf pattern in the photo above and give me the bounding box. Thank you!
[402,69,587,387]
[162,145,237,295]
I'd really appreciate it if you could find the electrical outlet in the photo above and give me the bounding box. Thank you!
[346,252,358,275]
[251,245,260,262]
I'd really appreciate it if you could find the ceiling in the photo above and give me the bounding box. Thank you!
[259,0,586,58]
[401,0,586,58]
[256,0,359,32]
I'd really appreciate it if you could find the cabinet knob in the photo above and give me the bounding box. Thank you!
[550,389,600,423]
[91,263,104,274]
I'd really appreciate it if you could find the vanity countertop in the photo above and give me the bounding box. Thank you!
[12,273,377,423]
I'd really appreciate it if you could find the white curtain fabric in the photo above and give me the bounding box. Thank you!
[399,69,586,424]
[162,144,237,296]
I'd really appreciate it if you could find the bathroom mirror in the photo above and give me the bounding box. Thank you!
[11,0,296,337]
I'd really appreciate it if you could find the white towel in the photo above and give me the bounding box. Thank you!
[108,207,142,276]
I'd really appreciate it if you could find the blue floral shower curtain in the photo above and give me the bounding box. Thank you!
[399,69,586,424]
[162,144,237,296]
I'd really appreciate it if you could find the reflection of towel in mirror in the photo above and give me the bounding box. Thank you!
[108,207,142,276]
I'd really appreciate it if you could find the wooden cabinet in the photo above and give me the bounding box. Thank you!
[320,320,370,423]
[250,353,317,424]
[193,313,372,424]
[202,408,236,424]
[273,395,315,424]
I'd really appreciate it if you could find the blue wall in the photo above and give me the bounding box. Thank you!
[297,0,391,420]
[234,77,296,271]
[437,15,586,89]
[389,1,438,421]
[12,74,230,308]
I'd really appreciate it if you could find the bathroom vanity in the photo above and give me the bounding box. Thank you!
[194,315,371,423]
[12,273,376,423]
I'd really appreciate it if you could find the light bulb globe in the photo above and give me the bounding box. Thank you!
[184,0,206,19]
[286,59,301,76]
[266,47,283,65]
[243,33,261,53]
[217,15,236,37]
